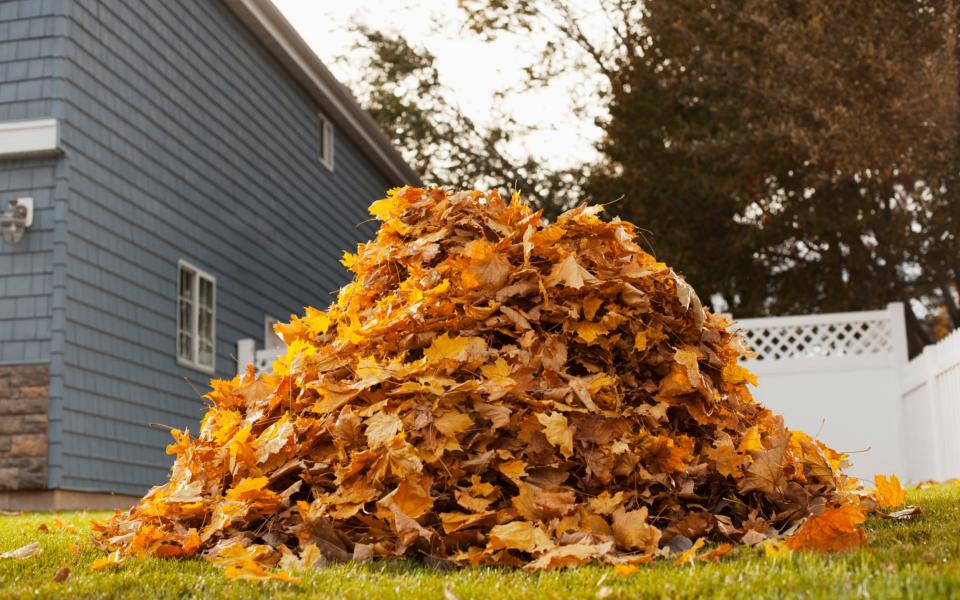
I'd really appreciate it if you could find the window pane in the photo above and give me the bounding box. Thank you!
[198,339,213,368]
[178,332,192,360]
[199,307,212,340]
[319,121,326,157]
[199,277,213,310]
[179,268,192,299]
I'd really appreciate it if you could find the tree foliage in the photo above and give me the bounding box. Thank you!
[351,1,960,350]
[345,26,582,216]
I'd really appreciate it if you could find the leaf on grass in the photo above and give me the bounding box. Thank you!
[671,537,705,566]
[785,503,867,552]
[880,506,920,521]
[90,550,124,571]
[209,543,299,583]
[52,566,70,582]
[0,542,41,560]
[612,507,661,553]
[524,541,613,571]
[487,521,554,554]
[874,473,906,509]
[761,539,791,561]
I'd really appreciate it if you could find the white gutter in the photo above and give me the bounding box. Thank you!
[0,119,60,159]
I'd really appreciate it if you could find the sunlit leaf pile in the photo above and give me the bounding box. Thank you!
[94,188,881,576]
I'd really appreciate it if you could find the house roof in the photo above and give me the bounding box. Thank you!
[222,0,421,186]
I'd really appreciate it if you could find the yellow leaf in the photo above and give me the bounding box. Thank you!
[574,321,609,344]
[90,550,123,571]
[224,477,270,501]
[722,362,758,386]
[614,563,639,576]
[634,330,648,352]
[582,296,603,320]
[272,339,315,376]
[738,426,763,453]
[434,411,474,438]
[365,412,404,448]
[424,333,487,365]
[874,474,906,509]
[761,539,791,561]
[672,537,705,566]
[589,491,625,515]
[536,412,574,458]
[674,346,701,386]
[302,307,331,336]
[209,543,299,583]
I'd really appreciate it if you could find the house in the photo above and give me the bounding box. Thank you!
[0,0,418,510]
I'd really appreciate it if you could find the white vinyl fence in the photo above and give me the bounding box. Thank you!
[238,302,960,483]
[736,304,909,481]
[899,328,960,483]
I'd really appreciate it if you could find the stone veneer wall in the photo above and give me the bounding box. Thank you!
[0,364,48,490]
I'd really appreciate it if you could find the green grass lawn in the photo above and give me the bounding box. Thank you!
[0,484,958,599]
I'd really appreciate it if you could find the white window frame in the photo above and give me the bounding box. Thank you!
[264,314,285,350]
[176,259,216,373]
[318,112,335,171]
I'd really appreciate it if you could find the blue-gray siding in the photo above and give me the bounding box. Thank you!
[0,159,57,363]
[53,0,392,493]
[0,0,64,123]
[0,0,65,365]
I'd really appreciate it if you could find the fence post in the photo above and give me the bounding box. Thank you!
[237,338,255,375]
[921,343,946,481]
[887,302,908,367]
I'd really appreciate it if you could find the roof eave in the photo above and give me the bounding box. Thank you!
[222,0,422,186]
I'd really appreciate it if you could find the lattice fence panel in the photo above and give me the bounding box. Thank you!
[739,318,893,361]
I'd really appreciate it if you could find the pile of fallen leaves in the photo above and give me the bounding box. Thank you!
[93,187,894,578]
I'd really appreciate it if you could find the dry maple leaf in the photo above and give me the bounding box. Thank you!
[0,542,41,560]
[785,503,867,553]
[488,521,554,554]
[90,550,124,571]
[873,474,906,509]
[209,544,299,583]
[536,412,574,458]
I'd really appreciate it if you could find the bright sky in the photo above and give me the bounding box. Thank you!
[272,0,603,169]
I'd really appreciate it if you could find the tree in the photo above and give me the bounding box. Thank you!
[348,1,960,351]
[460,0,959,352]
[342,26,583,217]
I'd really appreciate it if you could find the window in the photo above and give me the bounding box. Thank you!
[177,260,216,372]
[318,112,334,171]
[264,315,284,350]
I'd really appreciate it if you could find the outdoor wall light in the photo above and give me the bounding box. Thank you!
[0,198,33,245]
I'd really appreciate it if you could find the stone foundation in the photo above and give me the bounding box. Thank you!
[0,363,49,490]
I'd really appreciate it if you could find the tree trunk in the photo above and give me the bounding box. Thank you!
[904,301,933,358]
[941,279,960,329]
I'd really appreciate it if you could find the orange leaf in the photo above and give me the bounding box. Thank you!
[786,504,867,552]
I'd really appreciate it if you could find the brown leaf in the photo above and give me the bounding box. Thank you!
[612,507,661,553]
